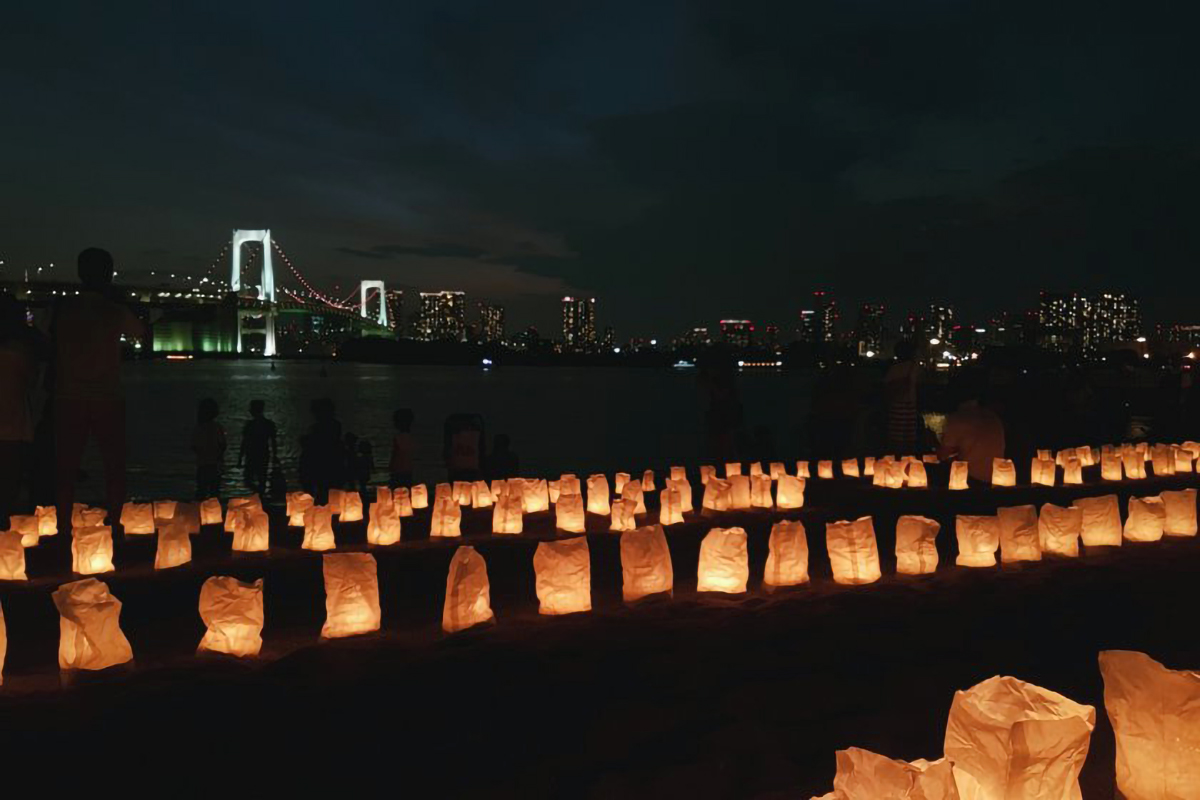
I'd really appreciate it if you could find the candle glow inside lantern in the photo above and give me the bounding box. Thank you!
[367,501,402,545]
[53,578,134,671]
[410,484,429,509]
[302,506,337,551]
[1031,458,1056,487]
[1175,447,1194,473]
[522,479,550,514]
[991,458,1017,487]
[72,526,115,574]
[120,502,155,535]
[748,462,763,477]
[1161,489,1198,536]
[998,504,1042,563]
[826,517,882,585]
[0,531,27,581]
[863,456,876,476]
[533,537,591,616]
[430,496,463,538]
[1152,447,1175,477]
[452,481,473,506]
[232,509,270,552]
[1072,494,1123,547]
[775,475,805,509]
[641,470,655,491]
[153,499,177,523]
[155,519,193,569]
[667,477,693,513]
[556,493,586,533]
[824,748,957,799]
[697,527,749,593]
[1063,458,1083,485]
[841,458,859,478]
[340,491,364,522]
[796,461,810,479]
[620,481,647,515]
[197,497,221,526]
[750,474,773,508]
[883,459,906,489]
[669,466,687,482]
[225,496,261,532]
[1099,649,1200,800]
[659,488,684,526]
[322,553,381,638]
[375,486,392,507]
[764,520,808,587]
[492,489,524,534]
[586,474,610,515]
[1123,449,1147,480]
[610,498,637,531]
[614,472,630,494]
[699,465,715,485]
[620,524,674,602]
[1101,453,1124,481]
[559,475,581,498]
[895,515,940,575]
[73,505,106,529]
[768,462,786,480]
[949,460,969,490]
[701,478,732,512]
[36,505,57,536]
[905,460,928,488]
[1125,496,1166,542]
[393,487,414,517]
[443,546,494,633]
[725,462,742,478]
[197,576,264,657]
[10,515,39,547]
[817,460,834,479]
[286,492,314,526]
[728,475,752,510]
[956,515,1000,567]
[944,675,1095,800]
[1039,503,1083,557]
[548,479,561,504]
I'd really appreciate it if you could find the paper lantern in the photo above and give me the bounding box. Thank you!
[659,488,684,526]
[1152,446,1175,477]
[863,456,875,477]
[1174,446,1193,473]
[1101,452,1124,481]
[0,532,27,581]
[492,490,524,534]
[152,499,177,524]
[225,495,260,532]
[367,501,402,545]
[828,748,957,799]
[641,470,655,491]
[442,546,493,633]
[841,458,859,478]
[120,502,155,535]
[410,484,429,509]
[175,502,202,535]
[697,527,749,593]
[327,488,346,516]
[556,493,586,533]
[322,553,381,638]
[956,515,1000,567]
[749,475,773,508]
[547,479,561,504]
[949,460,969,490]
[197,576,264,657]
[1031,458,1056,487]
[776,475,805,509]
[667,477,694,513]
[286,492,314,526]
[533,537,591,616]
[724,462,742,478]
[452,481,473,506]
[947,677,1096,798]
[826,517,881,585]
[73,504,106,529]
[340,491,364,522]
[699,465,715,485]
[796,461,810,478]
[701,478,732,512]
[155,519,193,569]
[375,485,393,507]
[905,460,928,488]
[434,482,452,505]
[10,515,39,547]
[895,515,940,575]
[1073,494,1123,547]
[610,498,638,531]
[1037,447,1052,461]
[469,480,493,509]
[392,487,414,517]
[1038,503,1082,557]
[883,459,907,489]
[72,526,114,574]
[763,520,808,587]
[991,458,1016,487]
[748,462,763,477]
[53,578,134,671]
[1099,649,1200,800]
[586,474,611,515]
[232,508,269,552]
[620,524,673,602]
[922,454,939,464]
[430,496,462,538]
[35,505,57,536]
[196,497,221,526]
[564,473,585,496]
[614,472,630,494]
[728,475,752,509]
[1063,458,1083,485]
[1125,496,1166,542]
[768,462,786,480]
[1123,449,1147,480]
[522,479,550,514]
[1161,488,1198,536]
[302,506,336,551]
[817,460,834,479]
[620,480,647,515]
[998,505,1042,563]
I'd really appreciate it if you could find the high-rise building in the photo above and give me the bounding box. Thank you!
[417,291,467,342]
[797,309,819,343]
[719,319,754,348]
[812,291,838,342]
[478,302,505,343]
[854,303,885,356]
[1039,291,1139,355]
[679,327,711,347]
[763,324,780,349]
[927,304,955,342]
[1089,292,1141,348]
[385,289,404,335]
[561,296,597,351]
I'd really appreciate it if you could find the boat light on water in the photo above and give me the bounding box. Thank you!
[165,354,193,361]
[672,360,695,369]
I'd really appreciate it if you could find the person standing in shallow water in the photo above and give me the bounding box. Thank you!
[192,398,226,499]
[238,399,277,496]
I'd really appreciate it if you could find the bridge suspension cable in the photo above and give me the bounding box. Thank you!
[270,238,353,311]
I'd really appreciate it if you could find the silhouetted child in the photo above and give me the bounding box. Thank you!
[192,398,226,499]
[389,408,414,487]
[485,434,519,480]
[355,439,374,493]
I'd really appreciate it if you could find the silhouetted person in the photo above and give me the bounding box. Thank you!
[698,356,744,463]
[192,398,226,499]
[485,434,519,480]
[299,398,342,504]
[938,373,1005,482]
[0,292,47,526]
[238,399,277,496]
[354,439,374,493]
[444,413,484,482]
[389,408,415,487]
[52,248,147,529]
[343,432,359,489]
[884,340,921,454]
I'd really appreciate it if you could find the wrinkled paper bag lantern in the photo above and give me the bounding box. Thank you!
[559,475,581,498]
[522,479,550,514]
[1152,446,1175,477]
[796,461,811,479]
[153,499,177,524]
[725,462,742,478]
[764,520,808,587]
[199,497,222,526]
[1123,449,1147,480]
[906,460,928,488]
[367,501,402,545]
[322,553,381,638]
[471,481,493,509]
[197,576,264,657]
[53,578,133,671]
[120,502,155,535]
[1031,458,1056,487]
[728,475,752,510]
[1063,458,1083,485]
[1174,446,1193,474]
[641,470,655,491]
[1072,494,1123,547]
[669,466,687,482]
[826,517,882,585]
[991,458,1016,487]
[10,515,38,547]
[998,505,1042,563]
[586,474,611,515]
[945,675,1095,800]
[621,481,647,515]
[155,519,193,569]
[225,496,260,532]
[232,509,270,552]
[302,506,336,551]
[748,462,763,477]
[0,531,27,581]
[492,489,524,534]
[340,491,364,522]
[442,546,493,633]
[1099,649,1200,800]
[701,478,732,512]
[768,462,786,480]
[697,527,749,593]
[410,483,429,509]
[829,748,958,799]
[883,459,907,489]
[956,515,1000,567]
[547,479,561,504]
[1125,496,1166,542]
[375,485,392,507]
[556,493,586,534]
[72,526,114,575]
[533,537,591,616]
[620,524,673,602]
[610,498,637,532]
[286,492,314,526]
[895,515,940,575]
[659,488,683,526]
[949,460,970,490]
[1102,453,1123,481]
[776,475,805,509]
[393,487,414,517]
[1039,503,1083,557]
[863,456,876,477]
[1161,488,1198,536]
[36,505,57,536]
[431,496,462,538]
[750,475,773,508]
[614,472,630,494]
[817,460,834,479]
[699,465,716,485]
[841,458,859,478]
[73,504,106,529]
[667,478,694,513]
[326,488,345,516]
[452,481,473,506]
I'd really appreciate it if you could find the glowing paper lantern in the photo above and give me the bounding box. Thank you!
[375,485,393,507]
[750,474,773,508]
[620,481,647,515]
[641,470,655,491]
[725,462,742,478]
[225,496,260,532]
[826,517,881,585]
[796,461,810,479]
[175,502,202,534]
[776,475,805,509]
[991,458,1016,487]
[1038,503,1083,557]
[949,460,969,490]
[697,527,749,593]
[302,506,336,551]
[1151,446,1175,477]
[1123,449,1147,480]
[430,496,462,538]
[522,479,550,514]
[610,498,637,531]
[321,553,381,638]
[53,578,134,671]
[367,501,402,545]
[1031,458,1056,487]
[492,490,524,534]
[533,537,591,615]
[768,462,786,480]
[1063,458,1083,485]
[548,480,561,504]
[470,481,493,509]
[944,675,1095,800]
[748,462,763,477]
[410,484,429,509]
[817,460,834,479]
[667,477,694,513]
[905,460,928,488]
[1125,496,1166,542]
[72,526,114,575]
[155,519,193,569]
[998,504,1042,563]
[841,458,859,478]
[73,504,106,529]
[701,478,732,512]
[36,505,57,536]
[326,488,345,516]
[1161,488,1198,536]
[393,487,414,517]
[728,475,752,510]
[956,515,1000,567]
[1072,494,1123,547]
[452,481,473,506]
[586,474,611,515]
[764,520,808,587]
[614,472,630,494]
[120,502,155,535]
[895,515,940,575]
[922,454,939,464]
[699,465,715,485]
[10,515,39,547]
[197,576,264,657]
[0,531,27,581]
[442,546,493,633]
[1101,452,1124,481]
[153,500,177,523]
[1174,446,1193,473]
[341,491,364,522]
[620,524,673,602]
[198,497,222,526]
[863,457,875,477]
[828,748,957,799]
[232,508,269,552]
[1099,649,1200,800]
[883,459,907,489]
[556,493,586,533]
[659,488,683,526]
[286,492,314,526]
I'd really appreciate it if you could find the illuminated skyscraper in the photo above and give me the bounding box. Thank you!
[1041,291,1141,355]
[417,291,467,341]
[478,302,505,343]
[561,296,597,350]
[927,303,955,342]
[812,291,838,342]
[719,319,753,348]
[798,309,819,343]
[854,303,885,356]
[385,289,404,334]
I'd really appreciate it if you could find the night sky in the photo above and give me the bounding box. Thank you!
[4,0,1198,335]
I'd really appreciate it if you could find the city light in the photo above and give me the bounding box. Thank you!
[929,338,940,345]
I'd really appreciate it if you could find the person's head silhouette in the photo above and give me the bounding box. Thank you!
[77,248,115,290]
[250,399,265,418]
